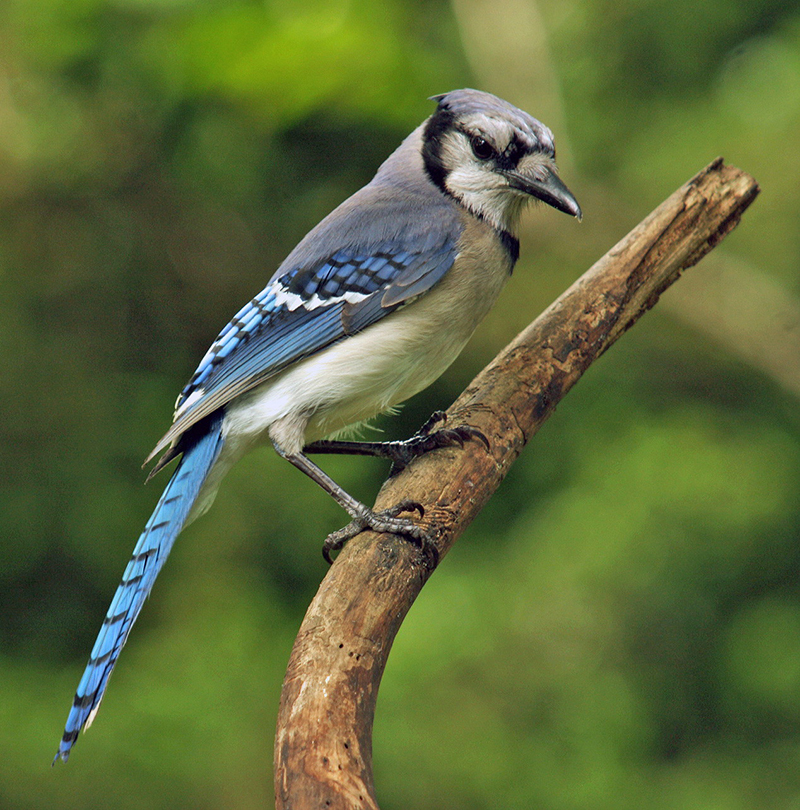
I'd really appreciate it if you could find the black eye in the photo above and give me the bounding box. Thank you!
[470,135,494,160]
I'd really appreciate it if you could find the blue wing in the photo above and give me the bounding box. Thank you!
[147,232,460,464]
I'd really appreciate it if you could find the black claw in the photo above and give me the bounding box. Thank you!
[398,499,425,519]
[455,425,491,452]
[429,428,462,449]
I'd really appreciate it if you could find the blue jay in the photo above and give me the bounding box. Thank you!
[55,89,580,762]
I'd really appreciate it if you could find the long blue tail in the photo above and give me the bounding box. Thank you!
[55,417,224,763]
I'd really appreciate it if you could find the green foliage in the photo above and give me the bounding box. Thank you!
[1,0,799,807]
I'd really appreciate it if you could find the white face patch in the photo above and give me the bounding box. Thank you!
[434,106,563,232]
[515,151,555,183]
[439,129,529,231]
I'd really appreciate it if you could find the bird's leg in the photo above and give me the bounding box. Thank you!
[304,411,490,476]
[273,443,436,566]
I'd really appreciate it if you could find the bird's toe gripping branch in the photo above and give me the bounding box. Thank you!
[392,415,490,474]
[322,499,437,568]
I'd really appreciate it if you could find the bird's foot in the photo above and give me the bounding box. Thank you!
[303,412,489,475]
[362,411,490,478]
[385,411,490,475]
[322,500,437,568]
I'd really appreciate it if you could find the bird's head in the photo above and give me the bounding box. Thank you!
[422,89,581,232]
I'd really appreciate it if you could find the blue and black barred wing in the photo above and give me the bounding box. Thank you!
[146,235,458,464]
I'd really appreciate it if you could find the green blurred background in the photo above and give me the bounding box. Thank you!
[2,0,799,807]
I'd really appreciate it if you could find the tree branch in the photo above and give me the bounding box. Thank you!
[273,158,759,810]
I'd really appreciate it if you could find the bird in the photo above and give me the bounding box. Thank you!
[54,88,581,763]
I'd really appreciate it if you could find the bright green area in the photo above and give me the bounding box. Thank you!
[2,0,799,807]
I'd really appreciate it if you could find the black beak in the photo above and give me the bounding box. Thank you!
[505,165,582,220]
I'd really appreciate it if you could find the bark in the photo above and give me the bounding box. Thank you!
[273,159,759,809]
